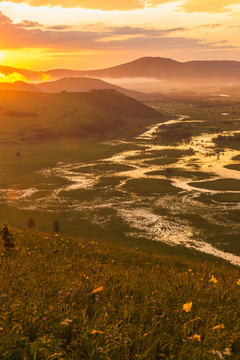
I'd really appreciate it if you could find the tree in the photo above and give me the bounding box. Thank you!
[0,224,14,250]
[53,220,60,233]
[27,217,35,228]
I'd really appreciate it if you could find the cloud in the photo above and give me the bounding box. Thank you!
[0,0,164,11]
[108,26,186,36]
[0,11,236,54]
[18,20,43,28]
[0,11,12,23]
[47,25,72,30]
[0,0,239,12]
[103,36,238,51]
[179,0,240,13]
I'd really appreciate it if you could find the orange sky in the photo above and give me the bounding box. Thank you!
[0,0,239,70]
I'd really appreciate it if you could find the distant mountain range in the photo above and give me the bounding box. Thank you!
[45,57,240,85]
[0,77,144,99]
[2,57,240,87]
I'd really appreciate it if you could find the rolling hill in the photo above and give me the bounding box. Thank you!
[0,89,161,142]
[36,77,144,98]
[0,77,145,99]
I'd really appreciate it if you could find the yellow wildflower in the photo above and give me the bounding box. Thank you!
[183,302,192,312]
[209,275,217,284]
[89,287,104,295]
[236,279,240,286]
[91,330,105,335]
[189,334,201,341]
[212,324,225,330]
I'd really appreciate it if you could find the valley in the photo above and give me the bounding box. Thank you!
[0,94,239,266]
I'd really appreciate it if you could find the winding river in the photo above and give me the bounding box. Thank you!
[2,115,240,265]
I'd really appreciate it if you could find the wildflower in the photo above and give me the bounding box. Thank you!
[236,279,240,286]
[183,302,192,312]
[212,324,225,330]
[189,334,201,341]
[209,275,217,284]
[89,286,103,295]
[223,348,231,356]
[61,319,73,326]
[212,350,223,359]
[91,330,105,335]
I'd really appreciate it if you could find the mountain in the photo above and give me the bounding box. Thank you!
[46,57,187,80]
[46,57,240,85]
[0,89,161,141]
[0,77,145,99]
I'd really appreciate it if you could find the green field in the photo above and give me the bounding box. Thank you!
[190,179,240,191]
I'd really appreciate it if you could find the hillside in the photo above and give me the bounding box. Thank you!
[0,226,240,359]
[0,89,161,141]
[36,77,144,99]
[0,78,145,100]
[0,81,39,92]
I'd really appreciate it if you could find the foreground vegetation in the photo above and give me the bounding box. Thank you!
[1,226,240,359]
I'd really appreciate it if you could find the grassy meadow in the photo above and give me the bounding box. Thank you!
[1,226,240,359]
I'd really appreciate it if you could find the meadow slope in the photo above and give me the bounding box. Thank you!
[0,227,240,359]
[0,89,161,142]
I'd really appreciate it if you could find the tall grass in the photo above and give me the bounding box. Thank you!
[0,226,240,359]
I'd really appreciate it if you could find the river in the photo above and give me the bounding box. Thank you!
[2,115,240,265]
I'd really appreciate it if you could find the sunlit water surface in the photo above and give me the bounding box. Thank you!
[1,115,240,266]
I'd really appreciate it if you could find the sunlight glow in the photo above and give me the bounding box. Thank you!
[0,72,28,83]
[0,52,5,63]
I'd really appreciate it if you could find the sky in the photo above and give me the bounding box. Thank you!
[0,0,240,70]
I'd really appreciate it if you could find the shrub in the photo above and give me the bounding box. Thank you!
[27,217,35,228]
[0,224,14,250]
[53,220,60,233]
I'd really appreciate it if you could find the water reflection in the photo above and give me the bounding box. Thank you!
[1,114,240,266]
